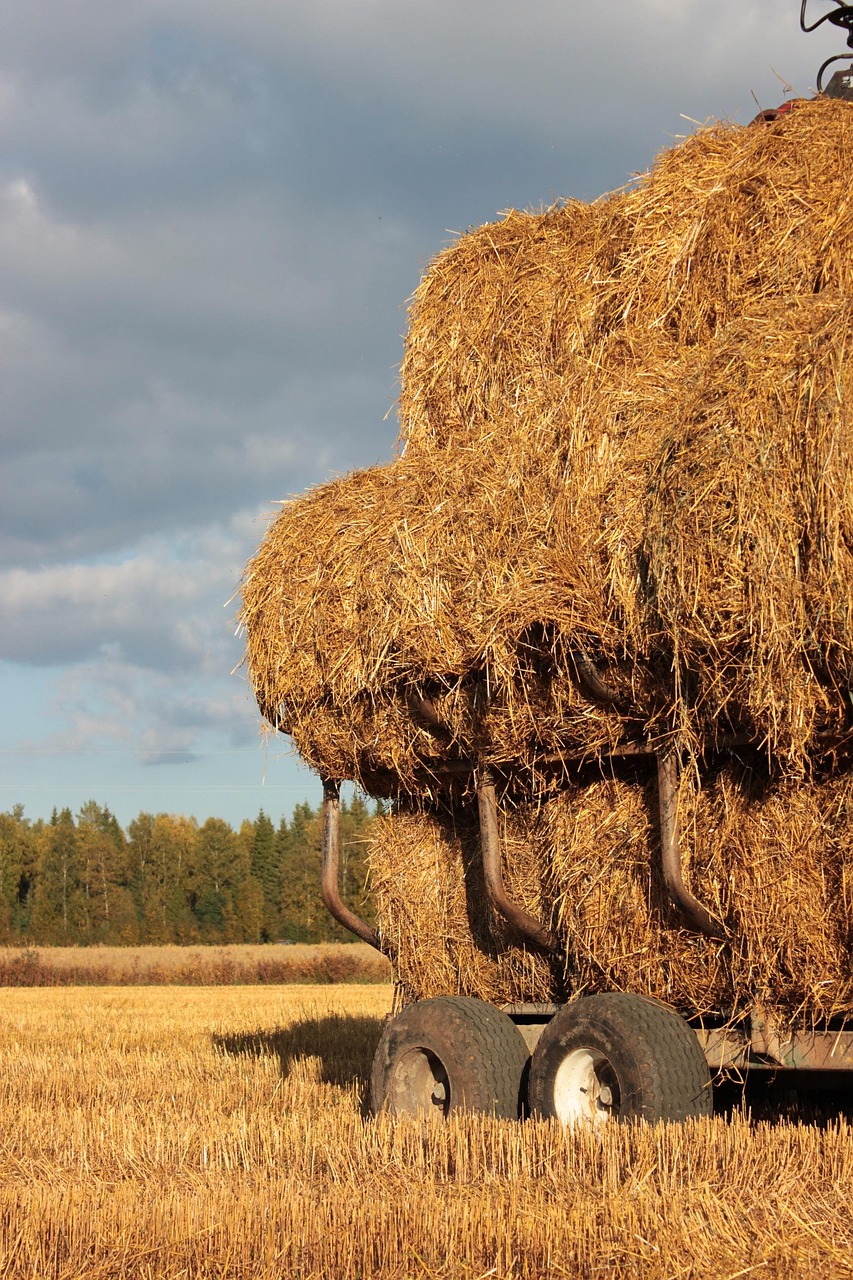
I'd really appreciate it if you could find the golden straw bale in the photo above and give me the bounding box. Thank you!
[604,98,853,344]
[242,99,853,785]
[369,802,556,1005]
[371,769,853,1022]
[547,768,853,1021]
[242,442,647,793]
[399,196,632,454]
[400,98,853,459]
[641,294,853,761]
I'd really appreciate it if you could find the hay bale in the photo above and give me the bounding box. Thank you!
[399,98,853,457]
[642,294,853,761]
[241,100,853,1015]
[241,98,853,788]
[397,196,630,455]
[368,802,555,1005]
[241,445,643,792]
[370,769,853,1022]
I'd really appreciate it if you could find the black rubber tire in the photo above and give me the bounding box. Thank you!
[370,996,530,1118]
[528,993,712,1125]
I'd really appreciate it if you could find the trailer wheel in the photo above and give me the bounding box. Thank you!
[370,996,530,1118]
[528,993,711,1126]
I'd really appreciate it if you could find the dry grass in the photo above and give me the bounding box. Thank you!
[0,984,849,1278]
[0,942,391,987]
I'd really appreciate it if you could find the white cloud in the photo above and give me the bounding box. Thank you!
[0,517,265,767]
[0,532,236,668]
[45,655,256,764]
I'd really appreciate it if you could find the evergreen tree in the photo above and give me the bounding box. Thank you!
[76,801,135,943]
[234,819,264,943]
[126,812,156,939]
[0,794,380,945]
[127,813,198,943]
[191,818,254,942]
[0,807,31,941]
[155,815,198,942]
[30,808,85,943]
[277,802,321,942]
[251,811,279,940]
[275,792,378,943]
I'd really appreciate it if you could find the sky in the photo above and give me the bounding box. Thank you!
[0,1,846,831]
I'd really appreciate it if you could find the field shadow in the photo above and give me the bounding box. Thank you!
[214,1013,386,1089]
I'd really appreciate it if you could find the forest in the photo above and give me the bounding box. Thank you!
[0,797,378,946]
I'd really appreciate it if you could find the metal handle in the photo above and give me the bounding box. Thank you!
[320,778,382,950]
[476,770,561,954]
[656,752,725,939]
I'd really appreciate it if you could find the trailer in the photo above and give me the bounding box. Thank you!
[243,5,853,1126]
[319,747,853,1125]
[311,13,853,1122]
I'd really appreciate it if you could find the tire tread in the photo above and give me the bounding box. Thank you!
[529,992,711,1123]
[371,996,530,1118]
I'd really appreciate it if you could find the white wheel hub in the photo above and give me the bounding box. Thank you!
[390,1047,451,1116]
[552,1048,620,1126]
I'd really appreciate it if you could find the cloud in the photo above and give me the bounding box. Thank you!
[0,0,845,816]
[0,174,415,377]
[0,529,240,669]
[0,166,411,563]
[32,651,260,766]
[193,0,820,136]
[0,517,266,768]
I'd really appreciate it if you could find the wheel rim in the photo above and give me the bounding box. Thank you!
[388,1047,451,1116]
[552,1048,621,1126]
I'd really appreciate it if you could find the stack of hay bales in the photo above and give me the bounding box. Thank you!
[242,99,853,1021]
[371,771,853,1021]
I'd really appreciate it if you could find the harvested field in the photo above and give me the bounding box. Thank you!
[0,942,390,987]
[0,984,849,1279]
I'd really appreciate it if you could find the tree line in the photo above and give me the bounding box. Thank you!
[0,798,379,946]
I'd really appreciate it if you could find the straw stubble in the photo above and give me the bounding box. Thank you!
[1,986,850,1279]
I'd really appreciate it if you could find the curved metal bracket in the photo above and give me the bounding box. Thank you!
[656,752,726,939]
[570,648,624,706]
[476,770,562,954]
[320,778,382,950]
[818,53,853,92]
[801,0,853,40]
